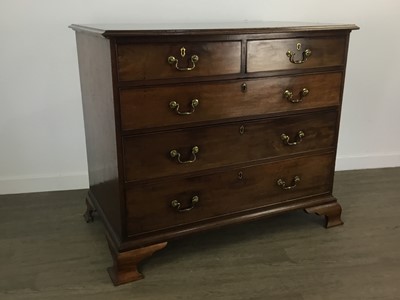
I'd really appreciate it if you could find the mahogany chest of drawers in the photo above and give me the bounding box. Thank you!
[70,22,358,285]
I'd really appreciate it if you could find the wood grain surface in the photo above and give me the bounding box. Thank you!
[119,72,342,131]
[117,41,241,81]
[123,111,338,182]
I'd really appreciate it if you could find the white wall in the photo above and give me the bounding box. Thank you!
[1,0,399,194]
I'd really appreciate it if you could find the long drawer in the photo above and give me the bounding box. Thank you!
[119,72,342,131]
[247,37,347,73]
[123,110,338,182]
[126,152,335,235]
[117,41,241,81]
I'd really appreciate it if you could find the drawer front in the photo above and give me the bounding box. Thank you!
[117,42,241,81]
[126,153,335,235]
[120,72,342,131]
[247,37,346,73]
[123,110,337,182]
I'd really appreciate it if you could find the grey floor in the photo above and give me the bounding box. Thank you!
[1,168,399,300]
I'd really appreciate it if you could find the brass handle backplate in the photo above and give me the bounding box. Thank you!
[286,43,312,64]
[169,99,199,115]
[171,195,199,212]
[277,176,301,190]
[283,88,309,103]
[170,146,199,164]
[281,131,305,146]
[168,47,199,71]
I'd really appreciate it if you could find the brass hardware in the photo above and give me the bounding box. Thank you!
[286,42,312,64]
[277,176,301,190]
[238,171,243,180]
[168,46,199,71]
[169,99,199,115]
[239,125,245,135]
[241,83,247,93]
[281,131,305,146]
[171,195,199,212]
[170,146,199,164]
[283,88,309,103]
[180,47,186,57]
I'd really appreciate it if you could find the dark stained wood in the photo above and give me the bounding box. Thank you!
[119,72,342,131]
[126,152,335,235]
[305,200,344,228]
[120,194,338,250]
[75,32,122,238]
[123,110,338,182]
[69,22,359,37]
[247,37,347,73]
[106,233,167,285]
[71,22,357,285]
[117,41,241,81]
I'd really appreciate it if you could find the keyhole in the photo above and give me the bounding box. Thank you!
[238,171,243,180]
[180,47,186,57]
[239,125,245,135]
[241,83,247,93]
[296,43,302,51]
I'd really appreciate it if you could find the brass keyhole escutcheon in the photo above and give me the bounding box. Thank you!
[180,47,186,57]
[241,83,247,93]
[238,171,244,180]
[296,42,302,50]
[239,125,245,135]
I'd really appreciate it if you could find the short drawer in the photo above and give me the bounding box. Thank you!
[117,41,241,81]
[126,152,335,235]
[123,110,337,182]
[120,72,342,131]
[247,37,346,73]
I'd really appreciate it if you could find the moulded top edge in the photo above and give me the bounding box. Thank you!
[69,22,359,38]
